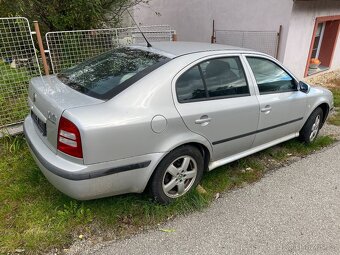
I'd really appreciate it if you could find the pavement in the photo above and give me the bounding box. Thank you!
[68,141,340,255]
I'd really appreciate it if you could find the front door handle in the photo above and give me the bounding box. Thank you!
[261,105,272,113]
[195,115,212,125]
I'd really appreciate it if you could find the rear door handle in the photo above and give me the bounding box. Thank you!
[195,115,212,125]
[261,105,272,113]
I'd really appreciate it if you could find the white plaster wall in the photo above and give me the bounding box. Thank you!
[283,1,340,79]
[134,0,293,61]
[332,24,340,69]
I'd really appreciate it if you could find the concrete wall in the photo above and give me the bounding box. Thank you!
[283,1,340,78]
[134,0,293,61]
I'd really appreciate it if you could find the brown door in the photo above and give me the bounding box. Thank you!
[318,20,340,67]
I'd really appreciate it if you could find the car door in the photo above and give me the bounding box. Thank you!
[173,54,260,161]
[244,55,307,147]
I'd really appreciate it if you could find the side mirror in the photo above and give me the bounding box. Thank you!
[299,81,310,94]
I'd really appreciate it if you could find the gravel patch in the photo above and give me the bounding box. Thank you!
[320,123,340,140]
[305,69,340,88]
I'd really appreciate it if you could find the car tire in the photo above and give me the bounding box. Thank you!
[150,145,204,204]
[299,107,323,144]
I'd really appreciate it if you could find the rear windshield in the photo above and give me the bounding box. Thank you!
[57,48,169,100]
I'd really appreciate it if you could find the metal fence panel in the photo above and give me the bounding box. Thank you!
[117,25,173,44]
[0,17,40,128]
[215,30,279,58]
[46,25,172,73]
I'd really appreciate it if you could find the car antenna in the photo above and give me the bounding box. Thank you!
[127,10,152,48]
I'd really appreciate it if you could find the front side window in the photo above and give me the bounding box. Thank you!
[176,56,249,103]
[58,48,169,100]
[247,57,297,94]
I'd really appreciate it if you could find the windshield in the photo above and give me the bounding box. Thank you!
[58,48,169,100]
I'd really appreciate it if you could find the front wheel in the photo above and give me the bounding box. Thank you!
[149,145,204,204]
[299,107,324,144]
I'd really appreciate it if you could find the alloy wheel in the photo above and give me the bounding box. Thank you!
[309,115,321,142]
[162,155,198,198]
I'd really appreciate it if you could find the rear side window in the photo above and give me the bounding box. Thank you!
[247,57,297,94]
[176,65,206,102]
[58,48,169,100]
[176,56,249,103]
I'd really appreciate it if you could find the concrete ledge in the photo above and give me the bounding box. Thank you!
[0,123,23,137]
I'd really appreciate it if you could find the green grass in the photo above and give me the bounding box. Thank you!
[328,87,340,126]
[0,134,335,254]
[332,88,340,106]
[0,61,33,127]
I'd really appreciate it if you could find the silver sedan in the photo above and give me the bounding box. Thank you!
[24,42,333,203]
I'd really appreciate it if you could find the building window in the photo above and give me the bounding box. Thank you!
[307,18,340,77]
[311,22,325,59]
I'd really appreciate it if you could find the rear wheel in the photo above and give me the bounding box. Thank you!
[150,146,204,204]
[299,107,323,144]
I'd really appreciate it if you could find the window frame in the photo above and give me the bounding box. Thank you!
[175,55,251,104]
[312,22,326,59]
[243,54,299,95]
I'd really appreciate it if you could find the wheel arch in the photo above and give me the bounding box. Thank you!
[317,102,330,127]
[183,142,211,172]
[143,141,212,193]
[302,99,330,130]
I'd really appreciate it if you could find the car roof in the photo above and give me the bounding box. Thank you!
[130,41,253,58]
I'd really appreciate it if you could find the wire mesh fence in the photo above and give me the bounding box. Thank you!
[215,30,279,58]
[46,25,173,73]
[0,17,40,128]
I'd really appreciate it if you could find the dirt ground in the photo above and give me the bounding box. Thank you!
[305,69,340,88]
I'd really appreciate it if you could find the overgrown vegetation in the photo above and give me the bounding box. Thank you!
[0,0,149,33]
[0,134,335,254]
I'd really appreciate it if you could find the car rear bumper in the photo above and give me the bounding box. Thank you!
[24,116,164,200]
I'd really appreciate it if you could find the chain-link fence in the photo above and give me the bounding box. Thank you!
[46,25,173,73]
[215,30,279,58]
[0,20,172,129]
[0,17,40,128]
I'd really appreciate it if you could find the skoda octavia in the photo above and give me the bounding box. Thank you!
[24,42,333,203]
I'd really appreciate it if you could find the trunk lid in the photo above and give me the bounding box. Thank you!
[28,75,103,153]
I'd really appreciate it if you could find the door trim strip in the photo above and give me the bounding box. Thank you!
[212,117,303,145]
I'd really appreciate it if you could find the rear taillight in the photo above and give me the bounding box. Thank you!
[57,116,83,158]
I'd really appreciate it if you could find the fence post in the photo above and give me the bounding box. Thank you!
[172,32,178,41]
[211,20,216,43]
[276,25,283,60]
[33,21,49,75]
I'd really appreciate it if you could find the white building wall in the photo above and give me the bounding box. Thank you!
[333,32,340,69]
[283,1,340,79]
[134,0,293,61]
